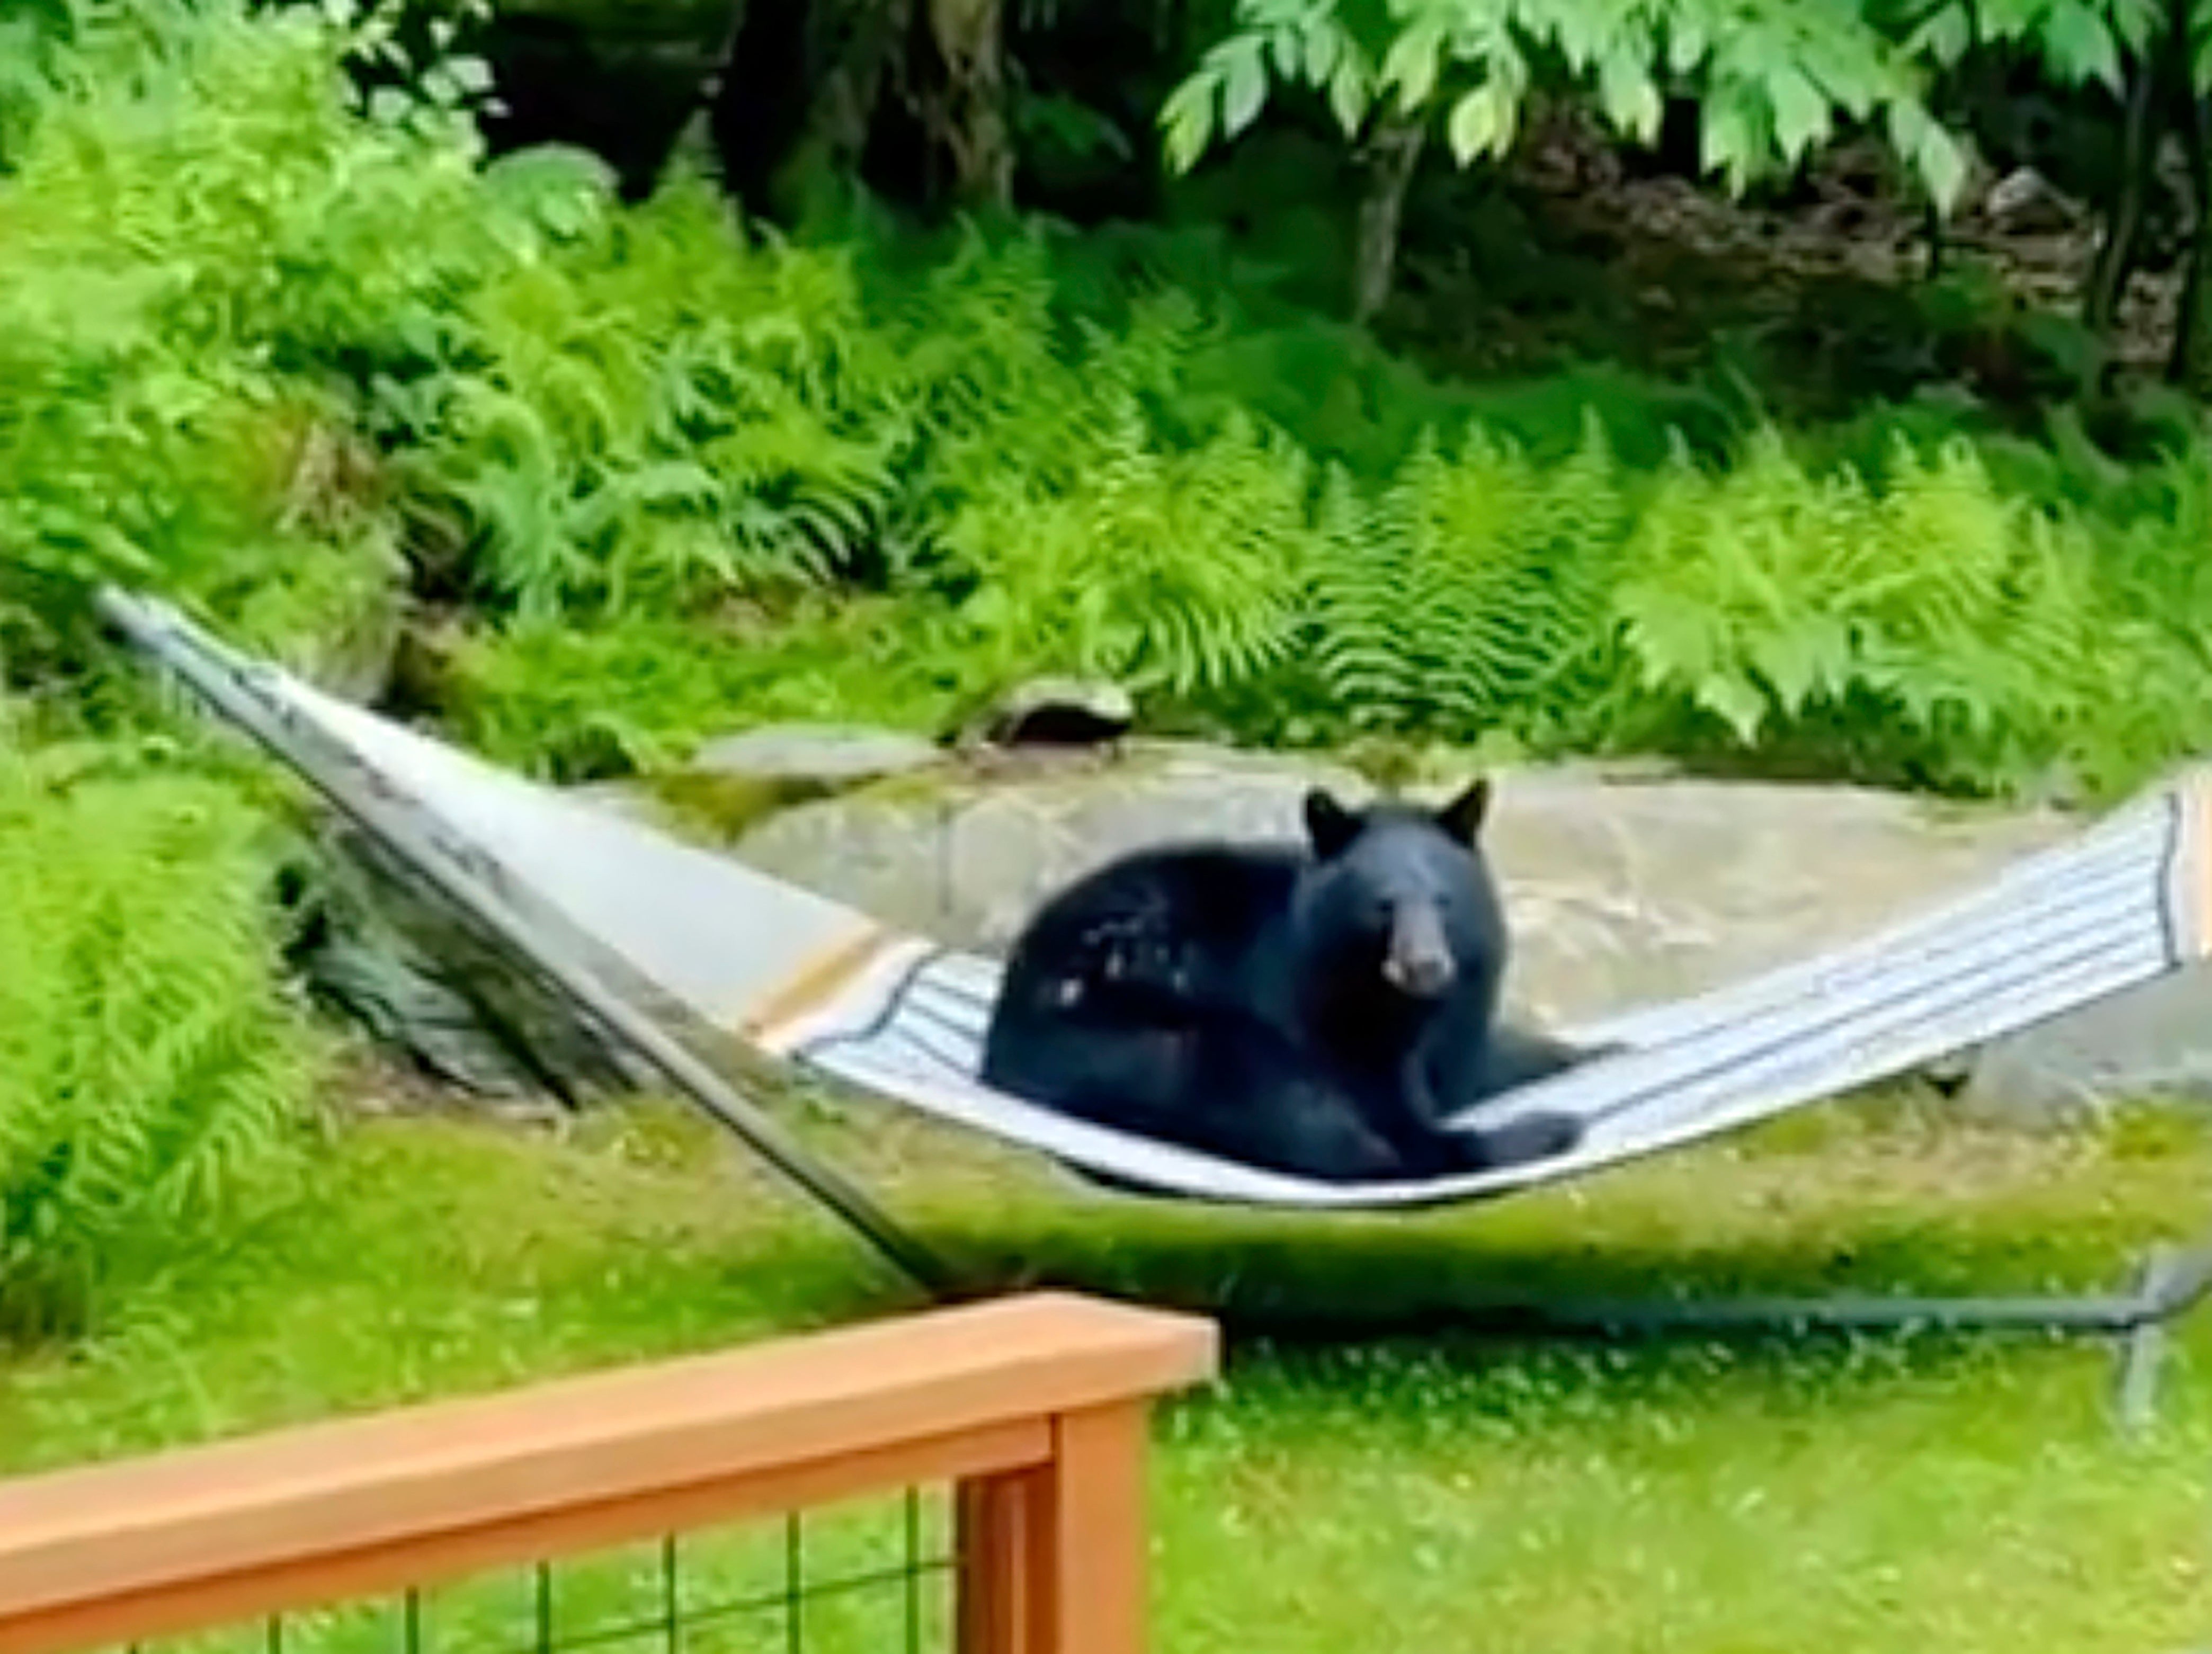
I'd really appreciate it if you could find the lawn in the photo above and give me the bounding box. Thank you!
[4,1078,2211,1654]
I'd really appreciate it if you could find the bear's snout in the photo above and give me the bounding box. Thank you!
[1381,902,1456,997]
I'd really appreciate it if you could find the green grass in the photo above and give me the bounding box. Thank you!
[6,1083,2212,1654]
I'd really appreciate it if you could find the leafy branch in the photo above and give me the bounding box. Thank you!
[1163,0,1969,207]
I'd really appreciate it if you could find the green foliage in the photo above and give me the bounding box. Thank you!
[0,0,492,682]
[1309,418,1626,739]
[438,603,972,780]
[1896,0,2181,91]
[8,0,2212,815]
[1164,0,1967,207]
[1611,433,2111,790]
[0,730,319,1342]
[937,403,1318,695]
[395,174,911,618]
[1284,413,2212,800]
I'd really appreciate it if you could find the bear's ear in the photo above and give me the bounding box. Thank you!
[1434,777,1492,843]
[1303,788,1361,859]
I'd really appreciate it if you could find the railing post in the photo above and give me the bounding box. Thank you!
[955,1400,1150,1654]
[956,1467,1042,1653]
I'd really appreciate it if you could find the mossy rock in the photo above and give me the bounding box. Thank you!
[646,771,842,844]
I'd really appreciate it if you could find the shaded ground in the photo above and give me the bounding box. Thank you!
[1384,105,2182,421]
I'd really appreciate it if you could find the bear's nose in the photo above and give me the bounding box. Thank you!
[1382,904,1457,996]
[1383,950,1455,996]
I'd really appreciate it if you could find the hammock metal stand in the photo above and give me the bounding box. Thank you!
[95,585,2212,1431]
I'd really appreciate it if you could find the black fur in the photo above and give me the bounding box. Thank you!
[978,781,1608,1185]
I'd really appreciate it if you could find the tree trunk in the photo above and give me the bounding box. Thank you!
[1351,114,1425,325]
[2083,53,2161,337]
[918,0,1013,209]
[2161,0,2212,388]
[1923,200,1947,280]
[808,0,916,180]
[2167,86,2212,387]
[708,0,916,223]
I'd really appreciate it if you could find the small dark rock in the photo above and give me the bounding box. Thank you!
[959,677,1136,751]
[1980,167,2082,234]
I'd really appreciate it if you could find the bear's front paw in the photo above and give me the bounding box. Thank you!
[1472,1110,1583,1169]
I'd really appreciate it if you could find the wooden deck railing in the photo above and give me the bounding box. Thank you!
[0,1292,1218,1654]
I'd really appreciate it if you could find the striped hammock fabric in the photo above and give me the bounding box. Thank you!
[103,591,2212,1211]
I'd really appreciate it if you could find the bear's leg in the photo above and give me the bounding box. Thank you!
[1058,1074,1405,1197]
[1453,1110,1585,1169]
[1387,1026,1594,1174]
[1326,1051,1472,1177]
[983,1009,1243,1200]
[1126,1014,1397,1182]
[982,1006,1205,1138]
[1439,1023,1611,1170]
[985,1005,1405,1185]
[1482,1023,1624,1091]
[985,990,1369,1156]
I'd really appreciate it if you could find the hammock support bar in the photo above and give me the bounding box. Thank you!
[93,586,957,1299]
[1194,1234,2212,1432]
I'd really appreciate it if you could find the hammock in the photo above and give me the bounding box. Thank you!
[100,585,2212,1199]
[94,586,2212,1378]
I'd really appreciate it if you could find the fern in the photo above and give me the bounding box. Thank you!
[0,733,318,1340]
[399,173,913,617]
[0,0,457,683]
[441,603,975,780]
[936,399,1315,696]
[879,227,1106,513]
[2063,458,2212,798]
[1309,414,1627,737]
[13,0,2212,817]
[1613,430,2114,794]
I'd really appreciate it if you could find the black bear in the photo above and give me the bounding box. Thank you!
[977,778,1601,1185]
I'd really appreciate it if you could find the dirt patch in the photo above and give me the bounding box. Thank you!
[1394,101,2182,404]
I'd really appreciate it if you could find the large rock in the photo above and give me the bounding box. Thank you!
[1964,973,2212,1116]
[288,817,650,1113]
[734,740,1375,953]
[689,722,943,786]
[732,743,2210,1121]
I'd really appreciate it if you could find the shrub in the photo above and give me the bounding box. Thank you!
[0,731,320,1341]
[1609,432,2112,793]
[392,174,910,618]
[436,601,973,780]
[0,0,487,684]
[934,401,1319,697]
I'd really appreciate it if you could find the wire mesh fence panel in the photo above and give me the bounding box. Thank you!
[113,1489,957,1654]
[1,1294,1219,1654]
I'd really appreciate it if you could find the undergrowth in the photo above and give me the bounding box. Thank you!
[5,0,2212,810]
[0,721,320,1342]
[377,162,2212,800]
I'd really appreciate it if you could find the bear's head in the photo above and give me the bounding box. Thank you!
[1290,779,1506,1006]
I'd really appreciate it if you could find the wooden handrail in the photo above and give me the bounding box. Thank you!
[0,1292,1219,1654]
